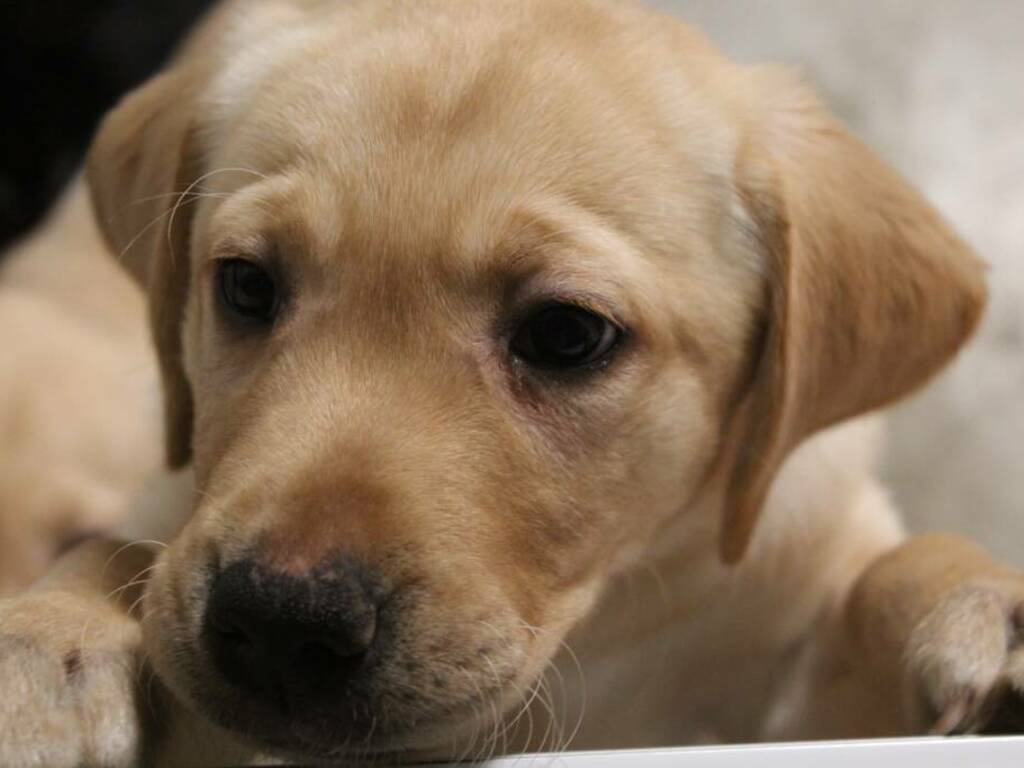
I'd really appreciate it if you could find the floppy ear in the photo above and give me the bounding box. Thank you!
[718,72,988,563]
[86,70,204,468]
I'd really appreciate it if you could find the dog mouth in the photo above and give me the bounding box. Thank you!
[187,675,523,763]
[162,616,532,762]
[144,548,545,761]
[226,717,432,764]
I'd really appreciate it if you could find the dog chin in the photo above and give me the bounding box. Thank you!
[235,718,475,766]
[181,676,497,764]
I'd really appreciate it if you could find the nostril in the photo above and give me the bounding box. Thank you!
[215,624,252,650]
[209,612,252,645]
[206,609,269,694]
[292,640,347,680]
[289,636,370,698]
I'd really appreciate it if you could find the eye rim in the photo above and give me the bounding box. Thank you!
[509,300,625,372]
[215,257,281,326]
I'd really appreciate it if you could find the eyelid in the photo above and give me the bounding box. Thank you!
[204,237,281,285]
[516,292,628,330]
[503,263,631,328]
[208,233,273,264]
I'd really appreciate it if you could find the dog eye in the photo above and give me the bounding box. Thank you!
[511,304,621,370]
[217,259,279,324]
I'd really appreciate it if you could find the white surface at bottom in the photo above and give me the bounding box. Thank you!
[430,736,1024,766]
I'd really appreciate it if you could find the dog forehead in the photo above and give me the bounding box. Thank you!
[199,0,739,240]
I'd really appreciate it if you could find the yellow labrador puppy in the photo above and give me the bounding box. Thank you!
[0,184,160,594]
[2,0,1023,765]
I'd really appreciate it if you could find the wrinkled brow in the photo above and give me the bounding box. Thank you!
[460,200,657,320]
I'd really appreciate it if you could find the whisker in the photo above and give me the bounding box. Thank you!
[558,637,587,754]
[511,619,588,756]
[100,539,168,582]
[455,667,488,765]
[116,197,197,263]
[104,564,158,603]
[115,166,268,264]
[165,167,272,264]
[128,189,229,206]
[481,654,507,762]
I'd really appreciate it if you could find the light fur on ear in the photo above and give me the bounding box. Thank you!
[86,70,204,468]
[718,71,988,563]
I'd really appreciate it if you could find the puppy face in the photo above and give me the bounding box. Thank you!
[158,12,755,756]
[87,0,984,760]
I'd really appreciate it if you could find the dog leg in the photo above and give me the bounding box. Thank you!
[0,539,155,766]
[0,539,254,767]
[844,533,1024,733]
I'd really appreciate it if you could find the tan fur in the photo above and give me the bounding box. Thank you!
[718,72,986,561]
[0,182,161,594]
[0,0,1022,764]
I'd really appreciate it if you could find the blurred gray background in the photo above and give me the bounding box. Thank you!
[651,0,1024,564]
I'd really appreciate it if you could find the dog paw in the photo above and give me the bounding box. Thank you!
[0,592,151,768]
[907,583,1024,734]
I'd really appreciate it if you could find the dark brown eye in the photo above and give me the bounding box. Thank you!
[511,304,621,370]
[217,259,278,324]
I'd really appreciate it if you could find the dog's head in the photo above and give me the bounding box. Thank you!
[86,0,985,760]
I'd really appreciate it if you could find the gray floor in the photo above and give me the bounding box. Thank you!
[650,1,1024,564]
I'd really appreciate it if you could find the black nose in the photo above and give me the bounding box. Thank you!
[204,557,380,714]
